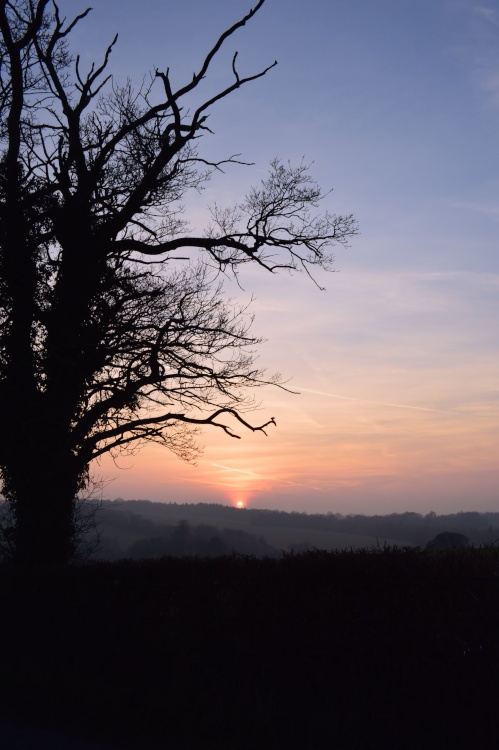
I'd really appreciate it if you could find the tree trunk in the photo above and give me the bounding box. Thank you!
[1,405,82,566]
[14,483,75,566]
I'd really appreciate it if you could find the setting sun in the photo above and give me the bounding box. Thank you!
[91,0,499,519]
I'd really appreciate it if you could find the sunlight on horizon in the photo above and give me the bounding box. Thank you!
[90,0,498,516]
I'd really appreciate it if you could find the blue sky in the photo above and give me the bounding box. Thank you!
[65,0,499,513]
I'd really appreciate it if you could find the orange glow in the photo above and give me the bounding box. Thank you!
[226,489,251,509]
[96,314,499,515]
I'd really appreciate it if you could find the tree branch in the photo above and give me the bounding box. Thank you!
[86,408,276,461]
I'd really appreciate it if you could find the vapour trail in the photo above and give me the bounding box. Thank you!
[211,463,260,477]
[211,463,325,492]
[296,387,446,413]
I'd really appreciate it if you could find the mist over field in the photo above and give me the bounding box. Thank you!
[86,499,499,561]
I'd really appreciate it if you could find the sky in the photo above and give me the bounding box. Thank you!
[66,0,498,514]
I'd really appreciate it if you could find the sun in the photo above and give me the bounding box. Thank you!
[227,490,250,509]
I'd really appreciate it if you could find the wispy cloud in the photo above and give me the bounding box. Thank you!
[443,4,499,108]
[211,463,325,492]
[472,5,499,26]
[295,387,447,413]
[211,463,260,477]
[461,5,499,107]
[449,200,499,221]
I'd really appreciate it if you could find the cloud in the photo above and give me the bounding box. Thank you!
[460,5,499,107]
[211,462,325,492]
[211,463,260,477]
[448,200,499,221]
[295,387,448,413]
[481,72,499,107]
[472,5,499,26]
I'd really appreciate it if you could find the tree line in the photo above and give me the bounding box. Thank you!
[80,500,499,559]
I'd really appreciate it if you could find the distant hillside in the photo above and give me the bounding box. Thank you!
[2,498,497,561]
[90,500,276,560]
[83,500,499,561]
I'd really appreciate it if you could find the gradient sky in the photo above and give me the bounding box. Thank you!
[67,0,498,514]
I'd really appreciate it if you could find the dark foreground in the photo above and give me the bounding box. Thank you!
[1,546,498,749]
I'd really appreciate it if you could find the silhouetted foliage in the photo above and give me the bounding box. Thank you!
[1,546,499,747]
[0,1,357,564]
[425,532,470,552]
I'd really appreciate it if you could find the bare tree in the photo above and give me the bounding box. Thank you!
[0,0,357,564]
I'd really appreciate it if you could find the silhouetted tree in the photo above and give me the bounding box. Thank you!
[425,532,470,552]
[0,0,357,564]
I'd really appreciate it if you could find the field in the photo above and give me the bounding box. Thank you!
[1,545,498,748]
[93,500,441,559]
[112,507,405,552]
